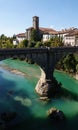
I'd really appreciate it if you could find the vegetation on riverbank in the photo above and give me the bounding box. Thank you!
[17,35,64,48]
[56,53,78,76]
[0,33,64,49]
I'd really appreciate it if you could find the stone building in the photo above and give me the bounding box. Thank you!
[26,16,58,41]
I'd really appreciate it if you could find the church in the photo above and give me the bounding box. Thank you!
[26,16,58,42]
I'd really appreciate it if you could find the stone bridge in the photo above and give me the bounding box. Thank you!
[0,46,78,97]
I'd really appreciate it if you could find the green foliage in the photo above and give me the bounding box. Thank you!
[30,29,42,42]
[27,59,34,64]
[28,41,36,48]
[56,54,77,73]
[63,54,76,73]
[76,64,78,72]
[0,33,64,49]
[74,54,78,63]
[0,34,7,40]
[0,34,14,48]
[13,34,16,39]
[56,59,64,70]
[50,36,64,47]
[0,40,2,48]
[17,39,29,48]
[0,34,13,48]
[22,39,28,47]
[5,40,13,48]
[44,41,51,47]
[17,42,24,48]
[35,41,43,48]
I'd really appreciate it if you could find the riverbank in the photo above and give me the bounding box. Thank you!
[73,73,78,80]
[55,69,78,81]
[0,64,26,76]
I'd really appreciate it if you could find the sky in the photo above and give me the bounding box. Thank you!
[0,0,78,37]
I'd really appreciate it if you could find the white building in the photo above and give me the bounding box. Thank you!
[16,33,26,42]
[75,36,78,46]
[64,35,75,46]
[58,28,78,46]
[64,29,78,46]
[13,33,26,45]
[42,32,57,42]
[13,40,19,46]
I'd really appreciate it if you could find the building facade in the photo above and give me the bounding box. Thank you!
[26,16,57,41]
[14,16,78,46]
[59,28,78,46]
[13,33,26,45]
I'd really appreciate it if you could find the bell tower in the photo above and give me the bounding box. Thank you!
[33,16,39,30]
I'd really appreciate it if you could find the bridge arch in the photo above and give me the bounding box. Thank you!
[36,47,78,80]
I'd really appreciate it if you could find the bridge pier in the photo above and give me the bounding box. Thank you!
[35,67,60,98]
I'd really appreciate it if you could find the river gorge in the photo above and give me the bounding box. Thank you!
[0,59,78,130]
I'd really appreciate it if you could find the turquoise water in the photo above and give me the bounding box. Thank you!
[0,59,78,130]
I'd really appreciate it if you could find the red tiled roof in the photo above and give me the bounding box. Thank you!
[65,29,78,36]
[39,27,58,34]
[58,30,71,34]
[26,26,58,34]
[58,28,78,34]
[16,33,26,37]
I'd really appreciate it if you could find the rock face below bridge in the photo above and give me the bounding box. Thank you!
[35,68,61,98]
[35,68,48,96]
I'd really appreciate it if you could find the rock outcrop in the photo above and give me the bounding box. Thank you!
[35,68,61,98]
[35,68,46,95]
[47,107,65,121]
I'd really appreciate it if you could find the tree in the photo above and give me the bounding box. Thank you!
[0,34,7,40]
[35,41,43,48]
[22,39,28,47]
[17,42,24,48]
[0,34,14,48]
[30,29,42,42]
[76,64,78,73]
[44,41,51,47]
[13,34,16,40]
[50,35,64,47]
[0,40,2,48]
[28,41,36,48]
[63,54,76,73]
[1,39,13,48]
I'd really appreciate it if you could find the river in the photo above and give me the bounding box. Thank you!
[0,59,78,130]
